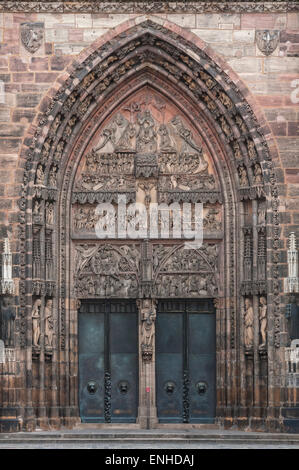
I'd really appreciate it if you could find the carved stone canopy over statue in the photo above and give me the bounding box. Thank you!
[0,296,15,347]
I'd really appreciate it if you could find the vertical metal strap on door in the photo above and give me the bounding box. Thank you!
[104,372,112,423]
[183,302,190,423]
[104,301,111,423]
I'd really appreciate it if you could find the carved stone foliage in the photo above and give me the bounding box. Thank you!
[153,244,219,298]
[1,2,297,14]
[74,244,140,298]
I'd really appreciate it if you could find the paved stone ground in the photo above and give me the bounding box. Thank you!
[0,442,298,449]
[0,429,299,449]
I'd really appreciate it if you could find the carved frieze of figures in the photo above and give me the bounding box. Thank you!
[155,273,217,298]
[153,244,219,298]
[137,299,157,362]
[32,298,41,348]
[244,298,254,350]
[203,208,222,231]
[44,299,54,349]
[73,206,99,232]
[0,296,15,348]
[74,244,140,298]
[259,296,267,348]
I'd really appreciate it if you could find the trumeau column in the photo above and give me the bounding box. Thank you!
[137,240,158,428]
[137,298,158,428]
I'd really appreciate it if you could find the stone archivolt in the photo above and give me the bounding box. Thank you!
[12,19,283,431]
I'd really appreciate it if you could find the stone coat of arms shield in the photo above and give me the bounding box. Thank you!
[21,22,44,54]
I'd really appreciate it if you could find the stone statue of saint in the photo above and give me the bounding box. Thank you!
[137,299,157,357]
[244,298,254,349]
[32,299,41,347]
[0,296,15,347]
[259,296,267,347]
[45,299,54,348]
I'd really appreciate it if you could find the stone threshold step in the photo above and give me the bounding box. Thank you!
[1,436,299,443]
[0,439,299,446]
[1,432,299,440]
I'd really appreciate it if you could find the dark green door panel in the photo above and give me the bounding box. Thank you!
[189,312,216,423]
[156,313,183,422]
[78,309,105,422]
[110,311,138,422]
[156,300,216,424]
[79,300,138,423]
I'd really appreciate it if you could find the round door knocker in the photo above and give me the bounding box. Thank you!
[86,380,98,395]
[164,381,176,395]
[118,380,130,395]
[196,381,208,395]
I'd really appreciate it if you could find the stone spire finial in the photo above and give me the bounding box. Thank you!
[1,238,15,295]
[284,232,299,293]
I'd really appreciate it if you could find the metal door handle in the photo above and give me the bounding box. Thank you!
[165,381,175,395]
[118,381,129,394]
[87,381,98,395]
[196,381,208,395]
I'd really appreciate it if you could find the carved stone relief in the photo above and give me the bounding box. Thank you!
[256,30,280,56]
[74,244,140,298]
[20,22,44,54]
[153,244,219,298]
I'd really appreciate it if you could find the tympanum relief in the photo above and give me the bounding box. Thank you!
[72,91,222,301]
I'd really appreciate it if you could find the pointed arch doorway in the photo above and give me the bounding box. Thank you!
[19,19,279,431]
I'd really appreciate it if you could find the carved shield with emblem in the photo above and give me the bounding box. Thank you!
[256,30,280,56]
[21,22,44,54]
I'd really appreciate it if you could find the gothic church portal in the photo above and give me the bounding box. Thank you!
[0,6,298,433]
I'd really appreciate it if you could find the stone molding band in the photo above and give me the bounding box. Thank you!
[0,2,298,14]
